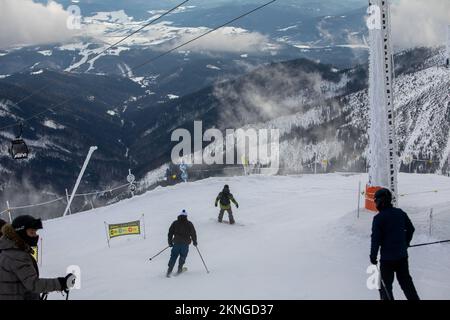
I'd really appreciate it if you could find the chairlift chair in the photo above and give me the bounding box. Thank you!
[10,138,29,160]
[9,122,29,160]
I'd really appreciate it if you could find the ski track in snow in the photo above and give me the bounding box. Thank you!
[38,173,450,299]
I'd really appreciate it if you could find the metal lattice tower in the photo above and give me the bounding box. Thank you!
[367,0,398,206]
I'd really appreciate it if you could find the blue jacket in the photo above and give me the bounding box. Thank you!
[370,207,415,261]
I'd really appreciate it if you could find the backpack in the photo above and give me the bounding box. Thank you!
[219,192,231,205]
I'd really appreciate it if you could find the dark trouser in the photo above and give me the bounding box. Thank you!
[168,243,189,271]
[379,258,420,300]
[218,208,234,224]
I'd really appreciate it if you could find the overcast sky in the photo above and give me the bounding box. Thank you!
[0,0,449,50]
[0,0,75,49]
[391,0,450,49]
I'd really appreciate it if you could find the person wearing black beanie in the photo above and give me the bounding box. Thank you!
[0,215,75,300]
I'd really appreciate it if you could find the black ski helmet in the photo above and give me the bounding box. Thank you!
[12,215,43,232]
[12,215,42,247]
[374,188,393,209]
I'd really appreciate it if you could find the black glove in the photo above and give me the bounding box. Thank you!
[215,203,218,207]
[58,273,76,291]
[370,255,378,265]
[236,203,239,208]
[168,241,173,247]
[193,241,198,247]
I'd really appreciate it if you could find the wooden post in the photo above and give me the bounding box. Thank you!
[429,208,433,237]
[357,181,361,219]
[40,237,43,267]
[142,214,147,240]
[6,201,12,223]
[63,146,98,217]
[104,221,110,248]
[314,152,317,174]
[65,189,72,215]
[84,195,94,210]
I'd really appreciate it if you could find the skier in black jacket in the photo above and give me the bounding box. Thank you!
[167,210,197,277]
[370,188,420,300]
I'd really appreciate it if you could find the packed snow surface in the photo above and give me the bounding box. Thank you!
[38,173,450,299]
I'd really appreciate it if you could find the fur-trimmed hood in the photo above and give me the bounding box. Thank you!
[0,224,32,253]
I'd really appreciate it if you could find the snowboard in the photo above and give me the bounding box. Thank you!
[212,218,245,226]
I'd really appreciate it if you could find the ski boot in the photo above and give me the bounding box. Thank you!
[166,267,173,278]
[229,213,235,225]
[177,266,184,275]
[176,265,187,275]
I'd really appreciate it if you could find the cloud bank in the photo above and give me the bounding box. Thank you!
[391,0,450,49]
[0,0,75,49]
[161,27,274,54]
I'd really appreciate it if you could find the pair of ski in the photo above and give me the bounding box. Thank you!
[166,267,188,278]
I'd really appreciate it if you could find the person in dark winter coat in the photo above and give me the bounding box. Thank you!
[370,188,420,300]
[0,215,75,300]
[167,210,197,277]
[215,185,239,224]
[0,219,6,237]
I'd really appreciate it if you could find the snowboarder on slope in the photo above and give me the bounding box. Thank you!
[0,215,75,300]
[215,185,239,224]
[167,210,197,277]
[370,188,420,300]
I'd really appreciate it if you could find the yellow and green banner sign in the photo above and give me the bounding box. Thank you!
[31,246,38,262]
[108,220,141,239]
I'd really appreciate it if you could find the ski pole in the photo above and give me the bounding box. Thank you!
[195,246,210,274]
[409,240,450,248]
[149,246,170,261]
[376,264,392,301]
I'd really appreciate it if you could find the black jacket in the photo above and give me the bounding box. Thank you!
[168,216,197,246]
[0,219,6,238]
[370,207,415,261]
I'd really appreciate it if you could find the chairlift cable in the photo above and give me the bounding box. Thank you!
[0,0,191,115]
[86,0,191,65]
[0,0,277,132]
[131,0,277,72]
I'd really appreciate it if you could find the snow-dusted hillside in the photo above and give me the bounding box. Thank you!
[1,46,447,220]
[38,173,450,299]
[344,49,450,171]
[223,47,450,174]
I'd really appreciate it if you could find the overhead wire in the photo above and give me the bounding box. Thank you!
[0,0,277,131]
[0,0,192,130]
[86,0,190,65]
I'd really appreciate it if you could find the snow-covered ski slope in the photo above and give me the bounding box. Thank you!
[39,173,450,299]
